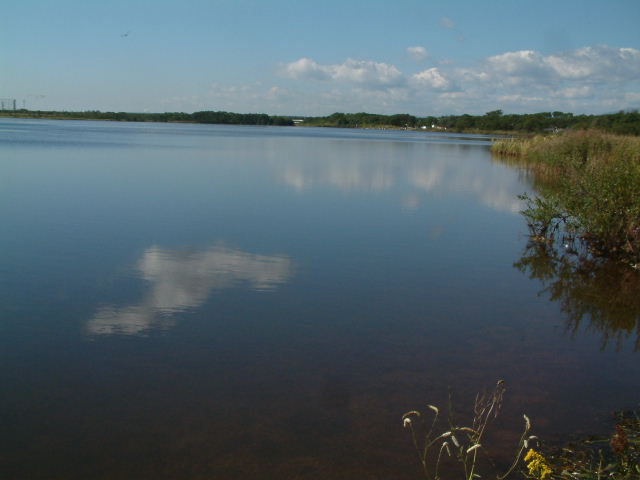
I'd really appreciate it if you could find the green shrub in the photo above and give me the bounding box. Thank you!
[493,131,640,265]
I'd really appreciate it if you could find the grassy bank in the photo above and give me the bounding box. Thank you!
[492,130,640,265]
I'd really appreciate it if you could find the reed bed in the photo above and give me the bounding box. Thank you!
[492,130,640,265]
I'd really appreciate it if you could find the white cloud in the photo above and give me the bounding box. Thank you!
[266,85,287,100]
[347,86,410,104]
[407,46,428,61]
[546,45,640,82]
[626,92,640,103]
[456,68,490,83]
[483,46,640,87]
[553,86,593,99]
[484,50,554,87]
[333,59,403,85]
[281,57,332,80]
[410,68,454,90]
[281,57,403,87]
[166,44,640,116]
[439,91,470,100]
[486,50,547,75]
[440,17,455,29]
[497,94,545,103]
[440,45,640,112]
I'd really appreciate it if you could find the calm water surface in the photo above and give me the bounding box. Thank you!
[1,119,638,479]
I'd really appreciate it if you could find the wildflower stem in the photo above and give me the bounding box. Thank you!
[497,415,531,480]
[409,423,431,480]
[435,442,449,479]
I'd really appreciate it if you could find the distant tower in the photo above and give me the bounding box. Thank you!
[0,98,17,110]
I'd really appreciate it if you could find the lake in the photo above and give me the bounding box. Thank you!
[1,118,638,479]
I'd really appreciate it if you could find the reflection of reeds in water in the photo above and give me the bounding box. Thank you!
[515,239,640,351]
[402,381,535,480]
[493,130,640,350]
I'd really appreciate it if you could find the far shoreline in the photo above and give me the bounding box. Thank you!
[0,112,515,135]
[1,108,638,136]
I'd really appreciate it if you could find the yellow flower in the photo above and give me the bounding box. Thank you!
[524,449,552,480]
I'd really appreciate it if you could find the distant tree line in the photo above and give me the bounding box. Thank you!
[302,112,420,128]
[191,111,293,125]
[302,109,640,135]
[0,109,294,126]
[1,108,639,134]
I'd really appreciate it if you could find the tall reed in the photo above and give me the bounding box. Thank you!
[493,130,640,265]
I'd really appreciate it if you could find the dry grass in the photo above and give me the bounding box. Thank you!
[402,384,639,480]
[402,381,534,480]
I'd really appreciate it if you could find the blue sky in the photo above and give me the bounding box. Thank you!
[2,0,639,115]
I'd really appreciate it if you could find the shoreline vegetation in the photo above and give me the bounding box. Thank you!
[404,382,640,480]
[1,108,639,135]
[492,130,640,267]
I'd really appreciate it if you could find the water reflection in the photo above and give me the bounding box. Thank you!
[515,239,640,350]
[88,244,293,336]
[279,158,394,193]
[494,153,640,350]
[277,148,524,214]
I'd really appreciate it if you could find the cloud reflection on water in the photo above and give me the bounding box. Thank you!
[88,245,293,336]
[277,149,524,214]
[281,158,395,193]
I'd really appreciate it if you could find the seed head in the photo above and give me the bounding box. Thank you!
[402,410,421,421]
[466,444,481,454]
[457,427,477,434]
[442,441,451,457]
